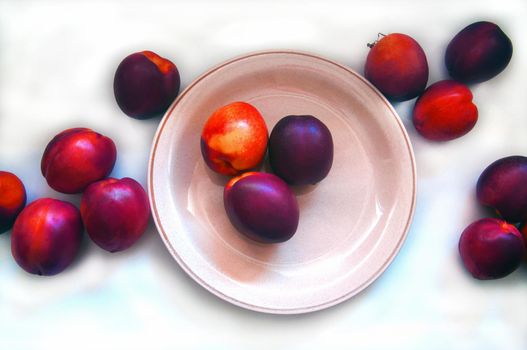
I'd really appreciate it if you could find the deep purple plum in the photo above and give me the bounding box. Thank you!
[11,198,83,276]
[445,21,513,83]
[459,218,525,280]
[224,172,299,243]
[477,156,527,223]
[114,51,180,119]
[81,177,150,252]
[269,115,333,185]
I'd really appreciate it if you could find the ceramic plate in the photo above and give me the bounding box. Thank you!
[148,51,416,314]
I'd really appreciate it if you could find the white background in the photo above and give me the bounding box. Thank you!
[1,0,526,349]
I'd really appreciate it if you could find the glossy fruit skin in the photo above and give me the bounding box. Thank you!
[201,102,268,176]
[0,171,26,233]
[365,33,429,101]
[269,115,333,185]
[445,21,513,84]
[459,218,525,280]
[41,128,116,194]
[224,172,299,243]
[520,224,527,255]
[114,50,180,119]
[477,156,527,223]
[413,80,478,141]
[81,177,150,252]
[11,198,83,276]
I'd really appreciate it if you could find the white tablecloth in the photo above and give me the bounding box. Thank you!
[1,0,526,349]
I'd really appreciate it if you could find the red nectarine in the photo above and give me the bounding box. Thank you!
[41,128,116,193]
[365,33,429,101]
[11,198,83,276]
[413,80,478,141]
[201,102,268,176]
[0,171,26,233]
[81,177,150,252]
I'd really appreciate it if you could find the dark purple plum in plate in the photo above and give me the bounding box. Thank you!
[224,172,299,244]
[269,115,333,186]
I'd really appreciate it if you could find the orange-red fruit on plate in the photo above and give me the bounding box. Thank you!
[0,171,26,233]
[11,198,83,276]
[200,102,268,176]
[365,33,429,101]
[41,128,117,194]
[412,80,478,141]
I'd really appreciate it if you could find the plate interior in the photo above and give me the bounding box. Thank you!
[149,51,416,313]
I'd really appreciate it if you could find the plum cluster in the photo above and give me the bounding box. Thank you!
[3,128,151,276]
[365,21,512,142]
[2,49,180,276]
[201,102,333,243]
[364,22,522,280]
[458,156,527,280]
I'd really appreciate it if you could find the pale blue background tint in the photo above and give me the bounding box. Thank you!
[0,0,526,349]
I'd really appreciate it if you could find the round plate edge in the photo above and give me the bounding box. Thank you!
[147,50,417,315]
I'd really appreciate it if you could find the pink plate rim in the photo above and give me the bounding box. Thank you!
[148,50,417,314]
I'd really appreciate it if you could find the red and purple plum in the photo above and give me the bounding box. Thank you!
[413,80,478,141]
[477,156,527,223]
[11,198,83,276]
[201,102,268,176]
[81,177,150,252]
[269,115,333,185]
[41,128,116,194]
[0,171,26,233]
[446,21,513,83]
[459,218,525,280]
[224,172,299,243]
[365,33,428,101]
[114,51,180,119]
